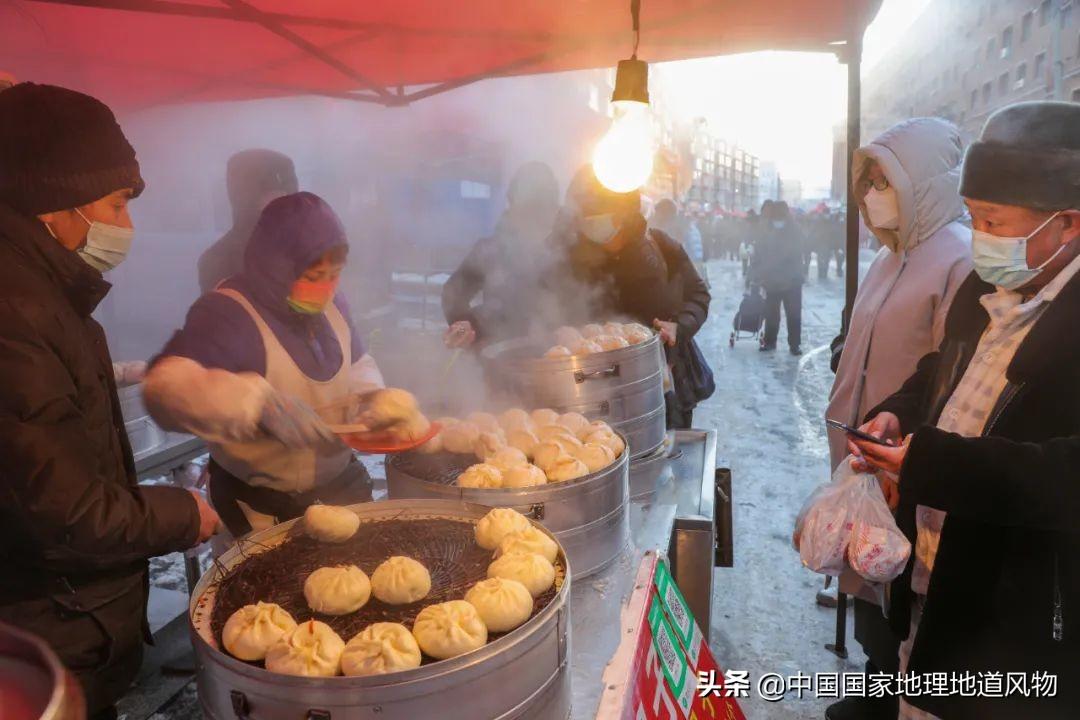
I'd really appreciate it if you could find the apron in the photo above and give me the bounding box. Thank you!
[207,289,360,537]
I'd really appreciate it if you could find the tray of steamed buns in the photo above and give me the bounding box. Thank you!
[204,503,565,678]
[396,407,627,489]
[542,320,653,359]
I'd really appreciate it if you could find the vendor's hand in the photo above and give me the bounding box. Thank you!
[444,321,476,349]
[259,393,339,449]
[850,434,911,476]
[653,319,678,347]
[189,490,220,544]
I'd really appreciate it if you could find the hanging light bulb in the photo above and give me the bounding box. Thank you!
[592,2,653,193]
[593,99,654,193]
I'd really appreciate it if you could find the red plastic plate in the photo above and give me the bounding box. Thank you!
[339,422,441,454]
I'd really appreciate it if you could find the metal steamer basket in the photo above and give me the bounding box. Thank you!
[190,500,571,720]
[481,334,667,460]
[386,442,630,579]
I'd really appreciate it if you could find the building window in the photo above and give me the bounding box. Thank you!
[970,89,978,109]
[1022,11,1034,41]
[1063,2,1073,27]
[1040,0,1052,27]
[460,180,491,199]
[1016,62,1028,88]
[986,38,996,60]
[1035,51,1047,80]
[983,81,992,104]
[1072,88,1080,102]
[1001,26,1013,57]
[999,72,1010,95]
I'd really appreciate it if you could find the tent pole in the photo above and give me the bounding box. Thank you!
[841,35,862,335]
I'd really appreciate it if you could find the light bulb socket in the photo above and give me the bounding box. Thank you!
[611,58,650,104]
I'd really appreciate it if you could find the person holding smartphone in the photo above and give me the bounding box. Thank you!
[850,101,1080,720]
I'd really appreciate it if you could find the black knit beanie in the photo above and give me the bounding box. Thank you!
[0,83,144,216]
[960,101,1080,211]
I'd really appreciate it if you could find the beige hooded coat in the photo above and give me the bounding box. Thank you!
[826,117,973,471]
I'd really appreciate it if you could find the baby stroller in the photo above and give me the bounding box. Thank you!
[729,285,765,347]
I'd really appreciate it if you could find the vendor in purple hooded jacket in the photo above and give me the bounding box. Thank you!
[144,192,384,537]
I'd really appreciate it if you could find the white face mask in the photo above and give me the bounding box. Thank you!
[580,213,618,244]
[74,207,134,272]
[971,211,1063,290]
[864,186,900,230]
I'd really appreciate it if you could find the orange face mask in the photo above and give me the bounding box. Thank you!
[287,278,339,314]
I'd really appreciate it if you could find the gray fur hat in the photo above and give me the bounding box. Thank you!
[960,101,1080,211]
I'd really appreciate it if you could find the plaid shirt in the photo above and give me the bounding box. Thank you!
[899,253,1080,720]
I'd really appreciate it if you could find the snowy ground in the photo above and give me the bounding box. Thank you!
[142,252,874,719]
[697,254,873,719]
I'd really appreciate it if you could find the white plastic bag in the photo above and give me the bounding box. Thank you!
[793,464,859,576]
[847,475,911,583]
[793,459,911,581]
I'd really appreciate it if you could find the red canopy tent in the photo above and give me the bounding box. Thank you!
[4,0,882,659]
[3,0,879,111]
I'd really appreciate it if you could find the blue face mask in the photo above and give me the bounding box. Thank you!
[74,208,134,273]
[971,211,1063,290]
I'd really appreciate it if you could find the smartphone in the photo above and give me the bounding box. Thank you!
[826,418,893,446]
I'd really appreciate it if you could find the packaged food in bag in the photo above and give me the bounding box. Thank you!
[793,465,859,576]
[847,475,911,583]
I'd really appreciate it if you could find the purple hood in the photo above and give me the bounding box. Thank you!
[158,192,364,381]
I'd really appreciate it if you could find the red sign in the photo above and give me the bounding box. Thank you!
[598,553,744,720]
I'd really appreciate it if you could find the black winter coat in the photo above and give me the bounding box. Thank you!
[571,226,712,414]
[749,221,805,292]
[0,204,200,713]
[870,270,1080,719]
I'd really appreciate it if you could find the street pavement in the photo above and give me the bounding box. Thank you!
[696,254,872,719]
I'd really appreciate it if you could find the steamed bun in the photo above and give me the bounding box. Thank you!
[602,322,626,338]
[554,326,583,347]
[584,429,626,457]
[303,504,360,543]
[595,334,630,352]
[488,551,556,598]
[472,430,507,461]
[571,442,616,472]
[557,412,590,436]
[580,323,604,339]
[498,408,532,433]
[222,602,297,661]
[457,463,503,488]
[390,413,431,441]
[532,441,563,471]
[577,420,614,440]
[625,328,652,345]
[545,455,589,483]
[506,427,540,458]
[570,338,603,356]
[371,556,432,605]
[503,464,547,488]
[475,507,532,550]
[465,578,534,633]
[466,412,500,433]
[496,526,559,564]
[265,620,345,677]
[544,345,572,359]
[304,565,371,616]
[442,421,481,454]
[341,623,421,676]
[366,388,419,426]
[530,408,559,427]
[536,424,579,444]
[487,446,528,473]
[412,600,488,660]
